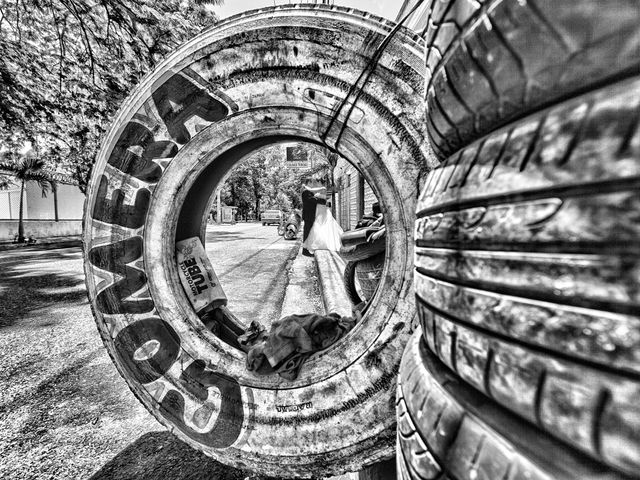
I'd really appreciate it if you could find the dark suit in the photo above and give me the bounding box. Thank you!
[302,189,326,243]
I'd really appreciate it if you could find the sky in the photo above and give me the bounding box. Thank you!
[212,1,403,22]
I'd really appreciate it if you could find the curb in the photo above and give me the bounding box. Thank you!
[313,250,353,318]
[314,251,360,480]
[279,242,323,318]
[0,236,82,252]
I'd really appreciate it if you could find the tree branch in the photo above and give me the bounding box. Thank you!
[15,0,22,42]
[60,0,97,83]
[48,2,66,92]
[0,5,6,30]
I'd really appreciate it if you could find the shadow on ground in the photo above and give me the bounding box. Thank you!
[207,233,273,242]
[0,248,86,326]
[89,431,278,480]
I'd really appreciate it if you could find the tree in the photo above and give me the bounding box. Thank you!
[52,181,59,222]
[221,170,253,219]
[269,191,293,212]
[0,174,11,189]
[0,0,222,191]
[246,158,267,217]
[219,143,340,219]
[0,156,53,242]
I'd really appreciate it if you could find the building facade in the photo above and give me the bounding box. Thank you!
[332,156,377,231]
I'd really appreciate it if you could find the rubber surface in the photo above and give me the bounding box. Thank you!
[354,252,386,301]
[339,235,386,263]
[343,261,364,306]
[417,300,640,476]
[397,331,631,480]
[83,5,432,477]
[422,0,640,158]
[414,77,640,475]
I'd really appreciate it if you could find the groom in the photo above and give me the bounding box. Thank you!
[301,177,326,257]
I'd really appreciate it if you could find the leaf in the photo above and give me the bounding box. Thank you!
[0,0,222,190]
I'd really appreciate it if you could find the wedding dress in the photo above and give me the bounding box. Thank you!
[303,203,343,253]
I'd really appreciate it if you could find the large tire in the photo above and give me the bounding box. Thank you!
[414,77,640,476]
[339,235,386,263]
[417,304,640,477]
[421,0,640,158]
[343,261,364,306]
[82,5,432,478]
[354,252,386,301]
[397,331,628,480]
[284,227,297,240]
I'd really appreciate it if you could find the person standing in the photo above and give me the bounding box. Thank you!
[301,178,324,256]
[302,179,343,254]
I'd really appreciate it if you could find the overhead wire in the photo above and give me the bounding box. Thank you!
[320,0,425,150]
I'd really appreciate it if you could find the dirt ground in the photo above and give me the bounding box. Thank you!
[0,223,317,479]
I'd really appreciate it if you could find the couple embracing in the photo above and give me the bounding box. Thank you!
[301,178,343,256]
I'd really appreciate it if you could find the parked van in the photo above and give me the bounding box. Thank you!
[261,210,282,226]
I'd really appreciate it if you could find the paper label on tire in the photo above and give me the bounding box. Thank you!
[176,237,227,312]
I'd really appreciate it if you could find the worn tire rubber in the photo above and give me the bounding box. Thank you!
[339,235,386,263]
[397,331,630,480]
[82,5,432,478]
[354,252,386,301]
[421,0,640,158]
[416,301,640,477]
[343,261,364,306]
[414,77,640,476]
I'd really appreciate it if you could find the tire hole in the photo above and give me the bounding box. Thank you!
[175,141,387,362]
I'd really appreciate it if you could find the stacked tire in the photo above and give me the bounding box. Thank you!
[398,0,640,479]
[83,5,430,478]
[341,235,387,305]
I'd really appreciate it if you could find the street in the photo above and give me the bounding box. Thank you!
[204,222,322,327]
[0,222,315,480]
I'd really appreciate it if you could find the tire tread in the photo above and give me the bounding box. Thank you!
[425,0,640,157]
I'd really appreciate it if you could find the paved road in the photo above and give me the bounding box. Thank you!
[0,223,310,480]
[205,222,310,328]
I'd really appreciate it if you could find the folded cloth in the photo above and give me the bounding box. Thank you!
[242,313,357,380]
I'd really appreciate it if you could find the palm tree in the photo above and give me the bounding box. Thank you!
[51,181,59,222]
[0,156,52,242]
[0,175,12,190]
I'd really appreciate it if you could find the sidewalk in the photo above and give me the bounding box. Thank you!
[279,247,358,480]
[0,235,82,252]
[280,246,353,318]
[279,245,324,317]
[313,250,353,317]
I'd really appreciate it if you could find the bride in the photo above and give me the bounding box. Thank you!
[302,184,343,253]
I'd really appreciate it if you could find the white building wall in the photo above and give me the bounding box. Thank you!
[0,187,23,220]
[0,180,84,220]
[51,183,85,219]
[26,182,55,219]
[0,219,82,241]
